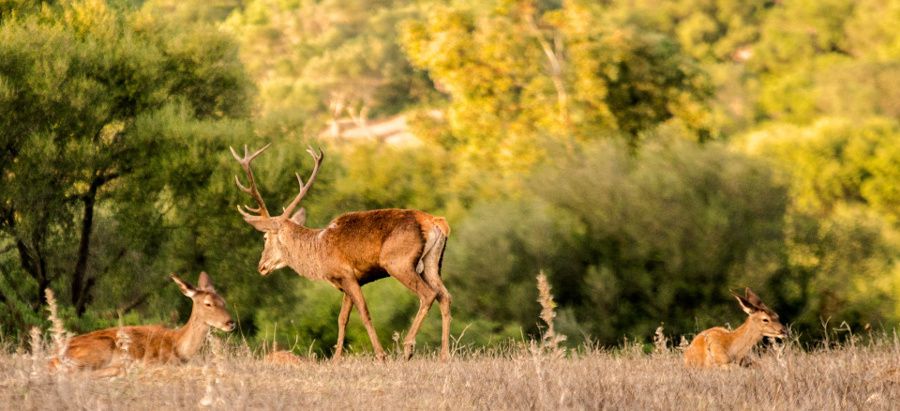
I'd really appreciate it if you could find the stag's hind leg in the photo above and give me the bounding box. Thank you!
[384,260,438,360]
[421,239,452,362]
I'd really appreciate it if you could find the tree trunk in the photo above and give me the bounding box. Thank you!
[72,176,102,316]
[16,239,49,309]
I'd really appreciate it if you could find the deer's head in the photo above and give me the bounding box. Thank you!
[230,144,322,276]
[171,272,235,332]
[734,287,787,339]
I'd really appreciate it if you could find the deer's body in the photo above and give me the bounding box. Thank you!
[684,288,787,368]
[274,208,449,287]
[57,324,206,369]
[230,144,452,361]
[684,324,765,368]
[50,272,234,376]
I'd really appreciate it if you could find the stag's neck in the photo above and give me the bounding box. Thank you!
[283,225,329,280]
[727,319,763,361]
[173,310,211,360]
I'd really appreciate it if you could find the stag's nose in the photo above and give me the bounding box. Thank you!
[223,320,236,332]
[258,264,270,276]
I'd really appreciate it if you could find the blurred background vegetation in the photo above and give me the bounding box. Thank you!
[1,0,898,354]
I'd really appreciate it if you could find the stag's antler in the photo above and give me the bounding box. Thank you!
[282,146,324,217]
[230,143,272,220]
[230,143,324,222]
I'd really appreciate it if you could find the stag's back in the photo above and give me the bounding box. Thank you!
[319,209,447,267]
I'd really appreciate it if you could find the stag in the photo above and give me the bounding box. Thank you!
[684,287,787,368]
[49,272,234,377]
[230,144,452,361]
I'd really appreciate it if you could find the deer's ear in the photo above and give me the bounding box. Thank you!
[197,271,215,293]
[290,207,307,226]
[171,274,196,297]
[735,295,758,315]
[242,215,281,232]
[744,287,762,305]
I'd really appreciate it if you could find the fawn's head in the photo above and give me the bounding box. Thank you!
[171,272,235,332]
[230,144,322,276]
[734,287,787,338]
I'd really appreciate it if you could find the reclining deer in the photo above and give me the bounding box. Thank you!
[50,272,234,377]
[230,144,452,361]
[684,287,787,368]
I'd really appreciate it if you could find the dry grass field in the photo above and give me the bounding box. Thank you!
[1,336,898,411]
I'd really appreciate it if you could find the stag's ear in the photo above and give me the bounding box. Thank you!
[171,274,196,297]
[197,271,215,293]
[290,207,307,226]
[241,215,282,232]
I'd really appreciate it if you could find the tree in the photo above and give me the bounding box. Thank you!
[224,0,438,133]
[0,0,252,325]
[444,135,790,344]
[739,117,900,336]
[400,0,711,200]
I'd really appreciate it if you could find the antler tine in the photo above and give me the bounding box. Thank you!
[305,145,324,161]
[281,146,325,218]
[247,143,272,162]
[230,143,272,218]
[233,175,254,194]
[295,172,304,187]
[229,146,243,162]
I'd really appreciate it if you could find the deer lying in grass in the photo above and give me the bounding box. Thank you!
[684,287,787,368]
[49,272,235,377]
[230,144,452,361]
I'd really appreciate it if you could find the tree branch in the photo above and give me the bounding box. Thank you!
[522,10,572,146]
[118,292,150,314]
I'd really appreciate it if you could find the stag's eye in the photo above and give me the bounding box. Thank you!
[762,318,770,323]
[205,302,213,307]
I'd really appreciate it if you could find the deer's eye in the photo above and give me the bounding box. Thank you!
[762,318,770,323]
[205,302,213,307]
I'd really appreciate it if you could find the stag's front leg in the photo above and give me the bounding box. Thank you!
[333,293,353,361]
[343,280,386,361]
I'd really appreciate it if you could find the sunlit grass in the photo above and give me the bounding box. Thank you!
[2,336,898,410]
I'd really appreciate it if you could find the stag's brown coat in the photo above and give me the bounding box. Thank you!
[231,144,452,361]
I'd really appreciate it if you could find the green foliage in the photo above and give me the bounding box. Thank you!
[743,117,900,218]
[739,117,900,336]
[400,0,711,156]
[447,136,790,344]
[224,0,439,132]
[0,0,253,332]
[2,0,899,352]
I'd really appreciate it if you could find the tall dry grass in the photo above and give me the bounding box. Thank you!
[1,336,898,410]
[3,283,897,410]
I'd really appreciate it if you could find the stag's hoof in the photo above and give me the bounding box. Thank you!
[403,343,415,360]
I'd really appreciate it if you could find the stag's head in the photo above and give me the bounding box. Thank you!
[171,272,235,332]
[230,144,323,276]
[734,287,787,339]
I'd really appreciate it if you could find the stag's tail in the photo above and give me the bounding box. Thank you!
[416,217,449,275]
